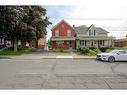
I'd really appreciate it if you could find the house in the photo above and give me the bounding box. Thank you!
[114,39,127,47]
[26,38,47,50]
[38,38,47,50]
[51,20,76,49]
[0,38,11,48]
[75,24,115,49]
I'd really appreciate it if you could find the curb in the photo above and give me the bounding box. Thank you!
[73,57,96,60]
[0,57,12,59]
[41,56,96,59]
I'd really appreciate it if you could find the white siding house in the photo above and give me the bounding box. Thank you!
[75,24,115,49]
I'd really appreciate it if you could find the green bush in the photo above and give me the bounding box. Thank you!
[88,50,98,56]
[59,48,64,52]
[93,49,100,53]
[99,47,114,52]
[89,47,97,50]
[79,47,90,55]
[78,47,100,56]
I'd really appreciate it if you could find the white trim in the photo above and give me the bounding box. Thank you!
[52,37,75,41]
[56,56,73,58]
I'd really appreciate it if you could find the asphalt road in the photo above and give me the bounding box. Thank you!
[0,58,127,89]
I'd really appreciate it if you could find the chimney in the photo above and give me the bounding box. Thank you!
[73,24,75,28]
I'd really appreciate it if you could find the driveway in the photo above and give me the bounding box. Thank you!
[0,58,127,89]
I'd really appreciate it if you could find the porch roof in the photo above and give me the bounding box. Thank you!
[52,37,75,41]
[77,36,115,40]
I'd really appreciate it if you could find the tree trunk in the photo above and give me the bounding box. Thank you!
[21,41,26,48]
[35,39,38,48]
[13,36,18,52]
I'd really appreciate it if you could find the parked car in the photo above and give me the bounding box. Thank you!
[0,45,12,51]
[97,50,127,62]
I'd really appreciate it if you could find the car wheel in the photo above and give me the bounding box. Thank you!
[108,56,115,63]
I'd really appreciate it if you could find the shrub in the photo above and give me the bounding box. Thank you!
[78,47,100,56]
[79,47,90,55]
[88,50,98,56]
[99,47,114,52]
[59,48,64,52]
[93,48,100,53]
[89,47,97,50]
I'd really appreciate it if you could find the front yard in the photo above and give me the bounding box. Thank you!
[0,48,36,55]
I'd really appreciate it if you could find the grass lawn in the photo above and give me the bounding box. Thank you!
[0,48,36,55]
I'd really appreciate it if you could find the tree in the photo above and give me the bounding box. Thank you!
[48,37,52,48]
[0,6,51,51]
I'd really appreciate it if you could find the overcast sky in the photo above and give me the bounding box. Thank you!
[44,4,127,40]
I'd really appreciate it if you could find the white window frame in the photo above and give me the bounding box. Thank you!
[80,40,84,46]
[55,30,59,37]
[61,24,64,29]
[67,30,71,37]
[89,29,95,36]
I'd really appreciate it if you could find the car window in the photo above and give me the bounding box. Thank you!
[118,51,127,54]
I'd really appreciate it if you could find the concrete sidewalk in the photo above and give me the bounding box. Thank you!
[0,55,96,60]
[41,56,96,59]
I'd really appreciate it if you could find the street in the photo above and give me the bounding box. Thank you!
[0,58,127,89]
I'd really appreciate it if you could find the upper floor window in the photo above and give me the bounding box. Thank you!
[89,29,96,36]
[61,24,64,29]
[67,30,71,37]
[55,30,59,37]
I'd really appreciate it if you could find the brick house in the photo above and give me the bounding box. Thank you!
[51,20,76,49]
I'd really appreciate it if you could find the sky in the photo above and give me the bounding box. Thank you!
[43,4,127,41]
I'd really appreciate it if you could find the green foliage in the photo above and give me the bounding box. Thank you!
[0,6,51,51]
[48,37,52,48]
[58,48,64,52]
[78,47,99,56]
[88,50,98,56]
[78,47,90,55]
[99,47,114,52]
[89,47,97,50]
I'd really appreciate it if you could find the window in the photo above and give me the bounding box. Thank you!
[61,24,64,29]
[94,30,96,36]
[85,40,86,46]
[89,29,96,36]
[80,40,84,46]
[67,30,71,37]
[100,40,102,45]
[89,30,91,36]
[103,40,105,46]
[119,51,127,54]
[55,30,59,37]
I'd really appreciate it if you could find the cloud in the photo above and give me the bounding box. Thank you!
[44,5,127,40]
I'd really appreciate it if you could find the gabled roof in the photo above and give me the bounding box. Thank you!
[75,25,88,33]
[75,24,109,33]
[51,19,75,31]
[88,24,95,30]
[96,27,109,33]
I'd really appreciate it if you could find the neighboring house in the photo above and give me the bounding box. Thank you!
[51,20,76,49]
[114,39,127,47]
[38,38,47,50]
[26,38,47,50]
[75,24,115,49]
[0,38,11,47]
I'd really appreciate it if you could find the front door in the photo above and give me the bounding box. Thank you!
[91,41,94,47]
[69,41,72,49]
